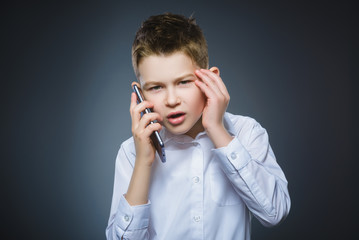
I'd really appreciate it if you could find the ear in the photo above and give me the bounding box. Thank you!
[131,81,141,89]
[209,67,220,76]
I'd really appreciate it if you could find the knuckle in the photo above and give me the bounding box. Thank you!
[147,122,156,129]
[147,124,154,131]
[133,132,139,139]
[132,127,138,135]
[143,113,152,121]
[143,100,152,107]
[131,106,138,115]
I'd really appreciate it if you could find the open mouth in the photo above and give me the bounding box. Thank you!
[167,111,186,125]
[168,113,185,118]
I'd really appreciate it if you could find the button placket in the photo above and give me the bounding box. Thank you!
[190,143,204,237]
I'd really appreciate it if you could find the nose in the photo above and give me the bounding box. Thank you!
[165,88,180,107]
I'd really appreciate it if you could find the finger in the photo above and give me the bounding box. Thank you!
[131,100,154,117]
[199,69,229,97]
[195,69,221,98]
[130,96,155,128]
[201,69,228,96]
[137,112,163,131]
[195,69,223,98]
[195,79,216,100]
[134,101,154,112]
[130,92,141,127]
[143,122,162,137]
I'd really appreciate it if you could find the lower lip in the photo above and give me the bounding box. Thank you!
[167,114,185,125]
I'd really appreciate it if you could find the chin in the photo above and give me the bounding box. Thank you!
[165,124,190,135]
[169,128,189,135]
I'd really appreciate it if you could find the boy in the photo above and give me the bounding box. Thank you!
[106,13,290,240]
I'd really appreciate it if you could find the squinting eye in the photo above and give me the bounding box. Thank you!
[179,80,190,85]
[149,86,161,91]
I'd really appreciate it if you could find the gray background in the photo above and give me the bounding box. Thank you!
[3,0,356,239]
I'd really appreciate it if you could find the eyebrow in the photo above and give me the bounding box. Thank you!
[142,73,196,89]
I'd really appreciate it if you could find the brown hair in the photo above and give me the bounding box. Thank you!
[132,13,208,78]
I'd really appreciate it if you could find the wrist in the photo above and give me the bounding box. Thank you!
[206,124,233,148]
[126,156,153,206]
[135,152,156,167]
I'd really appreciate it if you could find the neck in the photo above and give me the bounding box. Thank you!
[184,116,204,139]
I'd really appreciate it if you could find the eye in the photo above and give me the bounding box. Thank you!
[179,80,191,85]
[149,85,162,91]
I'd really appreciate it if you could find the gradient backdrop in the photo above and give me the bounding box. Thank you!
[3,1,356,239]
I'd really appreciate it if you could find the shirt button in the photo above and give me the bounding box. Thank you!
[230,152,238,160]
[193,216,201,222]
[123,215,130,222]
[193,176,200,183]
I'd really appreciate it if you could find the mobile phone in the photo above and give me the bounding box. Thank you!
[133,85,166,163]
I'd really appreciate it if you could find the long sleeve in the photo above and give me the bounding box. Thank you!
[212,118,291,226]
[106,114,290,239]
[106,141,151,239]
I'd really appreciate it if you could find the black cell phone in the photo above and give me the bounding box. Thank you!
[133,85,166,163]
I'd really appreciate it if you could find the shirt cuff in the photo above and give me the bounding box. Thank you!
[212,137,252,174]
[116,194,151,231]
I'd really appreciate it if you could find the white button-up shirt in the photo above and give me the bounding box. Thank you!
[106,113,290,240]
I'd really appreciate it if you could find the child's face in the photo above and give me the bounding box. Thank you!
[137,52,206,138]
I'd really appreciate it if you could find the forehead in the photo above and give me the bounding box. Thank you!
[138,52,198,85]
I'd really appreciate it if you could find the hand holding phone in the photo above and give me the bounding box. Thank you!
[133,85,166,163]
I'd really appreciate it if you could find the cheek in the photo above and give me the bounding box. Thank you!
[196,98,206,113]
[148,98,163,113]
[191,90,206,112]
